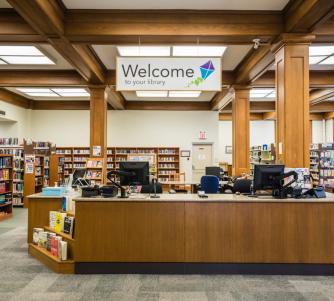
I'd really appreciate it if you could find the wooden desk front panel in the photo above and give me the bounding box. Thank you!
[75,201,185,262]
[185,202,334,263]
[28,197,62,243]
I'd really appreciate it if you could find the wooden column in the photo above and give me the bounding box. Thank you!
[89,86,107,158]
[273,34,314,168]
[232,86,250,176]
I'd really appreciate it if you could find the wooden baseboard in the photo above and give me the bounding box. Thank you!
[29,243,74,274]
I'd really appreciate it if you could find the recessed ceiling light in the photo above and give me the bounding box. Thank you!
[118,46,170,56]
[309,46,334,56]
[57,92,90,97]
[0,46,44,56]
[136,91,168,97]
[173,46,226,57]
[309,56,327,65]
[52,88,88,93]
[0,56,54,65]
[250,89,274,98]
[17,88,51,93]
[319,56,334,65]
[169,91,201,98]
[26,92,59,97]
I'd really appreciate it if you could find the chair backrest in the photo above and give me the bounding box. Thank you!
[233,179,252,193]
[200,175,219,193]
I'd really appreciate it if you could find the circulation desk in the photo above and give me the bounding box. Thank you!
[28,193,334,275]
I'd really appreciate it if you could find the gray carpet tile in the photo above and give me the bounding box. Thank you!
[2,208,334,301]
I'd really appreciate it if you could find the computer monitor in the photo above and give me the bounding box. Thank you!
[253,164,285,192]
[206,166,222,179]
[119,161,149,186]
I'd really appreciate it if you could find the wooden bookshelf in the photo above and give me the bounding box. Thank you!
[24,155,45,208]
[0,154,13,221]
[49,154,65,186]
[57,146,180,184]
[0,145,24,206]
[249,144,275,175]
[28,244,74,274]
[85,157,106,185]
[56,147,73,177]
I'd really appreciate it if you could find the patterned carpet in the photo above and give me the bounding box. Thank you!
[1,208,334,301]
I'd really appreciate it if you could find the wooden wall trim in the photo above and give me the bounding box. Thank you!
[0,88,32,109]
[32,100,89,110]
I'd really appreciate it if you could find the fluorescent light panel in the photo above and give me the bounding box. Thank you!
[173,46,226,57]
[309,56,327,65]
[136,91,168,97]
[17,87,90,97]
[52,88,88,93]
[0,46,44,56]
[309,46,334,56]
[118,46,170,56]
[57,92,90,97]
[169,91,201,98]
[319,56,334,65]
[26,92,59,97]
[17,88,51,93]
[0,56,54,65]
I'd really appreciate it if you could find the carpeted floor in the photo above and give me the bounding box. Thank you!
[1,208,334,301]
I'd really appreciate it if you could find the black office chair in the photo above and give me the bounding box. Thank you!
[141,182,163,194]
[232,179,252,194]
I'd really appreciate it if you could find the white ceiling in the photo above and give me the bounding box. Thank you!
[92,44,252,70]
[122,91,216,102]
[63,0,289,10]
[0,44,74,70]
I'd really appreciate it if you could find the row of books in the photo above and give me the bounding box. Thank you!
[0,138,19,146]
[159,164,177,168]
[35,157,42,166]
[74,157,87,162]
[159,170,177,175]
[159,157,177,162]
[0,182,11,193]
[86,171,102,179]
[0,193,11,204]
[49,211,75,237]
[0,157,12,168]
[32,228,68,261]
[0,169,10,181]
[320,169,334,177]
[13,183,23,193]
[86,160,103,168]
[73,149,90,154]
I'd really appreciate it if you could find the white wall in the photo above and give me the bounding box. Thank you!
[325,119,333,143]
[312,120,325,143]
[0,100,31,142]
[108,110,219,181]
[30,110,90,146]
[218,120,276,164]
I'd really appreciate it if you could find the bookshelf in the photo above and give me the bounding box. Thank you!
[0,144,24,206]
[49,154,65,186]
[85,157,106,185]
[24,155,45,207]
[56,146,180,184]
[56,147,73,177]
[310,143,334,187]
[249,144,275,175]
[0,154,13,221]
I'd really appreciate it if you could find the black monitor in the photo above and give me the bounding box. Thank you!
[253,164,285,192]
[119,161,149,186]
[206,166,222,179]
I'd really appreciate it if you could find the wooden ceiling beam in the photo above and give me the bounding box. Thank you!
[310,113,325,120]
[309,88,334,105]
[125,101,211,111]
[235,45,275,84]
[210,89,232,111]
[0,88,32,109]
[65,10,283,44]
[284,0,334,33]
[222,101,275,113]
[32,100,89,110]
[106,86,125,110]
[7,1,106,84]
[310,101,334,112]
[253,70,334,88]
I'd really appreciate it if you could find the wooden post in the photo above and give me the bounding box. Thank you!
[89,87,107,182]
[273,34,314,168]
[232,86,250,176]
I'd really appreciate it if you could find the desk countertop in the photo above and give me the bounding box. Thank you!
[72,192,334,203]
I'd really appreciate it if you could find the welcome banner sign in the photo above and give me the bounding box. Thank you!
[116,57,221,91]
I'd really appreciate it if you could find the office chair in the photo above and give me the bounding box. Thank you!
[232,179,252,194]
[198,175,219,194]
[141,182,163,194]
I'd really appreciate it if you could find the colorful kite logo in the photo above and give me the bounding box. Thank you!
[187,60,215,87]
